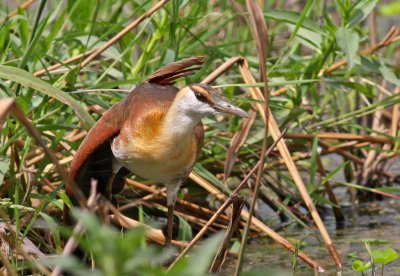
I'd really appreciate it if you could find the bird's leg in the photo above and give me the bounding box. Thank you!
[106,172,117,200]
[165,203,174,246]
[165,184,180,246]
[106,158,122,200]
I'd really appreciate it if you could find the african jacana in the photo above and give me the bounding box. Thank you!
[66,57,248,245]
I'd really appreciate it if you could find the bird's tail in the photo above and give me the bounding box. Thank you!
[146,56,207,85]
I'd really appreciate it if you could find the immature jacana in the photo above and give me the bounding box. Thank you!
[66,56,248,245]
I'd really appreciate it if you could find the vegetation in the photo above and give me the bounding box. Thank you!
[351,243,399,275]
[0,0,399,275]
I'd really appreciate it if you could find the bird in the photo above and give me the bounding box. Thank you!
[65,56,248,245]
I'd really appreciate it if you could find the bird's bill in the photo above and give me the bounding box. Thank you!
[213,99,249,118]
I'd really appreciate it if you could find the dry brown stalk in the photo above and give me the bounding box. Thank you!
[224,109,257,182]
[209,196,244,273]
[201,56,243,84]
[361,82,388,186]
[33,49,96,77]
[390,87,400,138]
[234,1,269,273]
[109,204,186,247]
[315,154,345,222]
[317,140,392,180]
[238,60,342,267]
[369,9,378,45]
[79,0,170,68]
[267,141,365,169]
[318,140,365,165]
[284,132,394,144]
[125,178,231,223]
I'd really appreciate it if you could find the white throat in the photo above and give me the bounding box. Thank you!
[162,87,215,138]
[163,100,202,138]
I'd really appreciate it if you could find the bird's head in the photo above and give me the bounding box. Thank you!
[176,83,248,119]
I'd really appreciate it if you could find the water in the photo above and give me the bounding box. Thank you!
[232,200,400,275]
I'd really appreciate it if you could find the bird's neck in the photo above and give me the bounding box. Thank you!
[162,95,201,139]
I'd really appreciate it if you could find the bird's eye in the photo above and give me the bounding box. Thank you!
[195,92,207,102]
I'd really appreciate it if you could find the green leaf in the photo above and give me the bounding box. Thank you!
[321,161,349,186]
[372,249,385,264]
[194,163,230,194]
[336,27,360,69]
[287,24,322,51]
[0,156,8,185]
[264,10,325,35]
[382,248,399,265]
[348,0,379,27]
[351,260,364,272]
[173,232,224,276]
[351,260,371,272]
[0,66,95,130]
[376,186,400,195]
[285,0,315,46]
[379,61,400,86]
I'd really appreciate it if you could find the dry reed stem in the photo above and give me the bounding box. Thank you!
[267,141,365,169]
[364,86,387,170]
[79,0,170,68]
[390,87,400,137]
[108,204,186,247]
[234,1,269,273]
[238,60,342,267]
[33,49,96,77]
[315,154,345,222]
[369,9,378,45]
[284,132,394,144]
[224,109,257,182]
[209,196,244,273]
[125,178,231,222]
[201,56,243,84]
[361,80,397,186]
[317,140,391,180]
